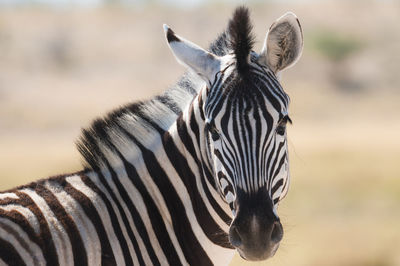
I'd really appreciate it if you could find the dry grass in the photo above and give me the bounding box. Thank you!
[0,1,399,265]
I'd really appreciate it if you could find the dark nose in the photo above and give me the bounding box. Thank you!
[229,224,242,247]
[229,217,283,260]
[270,221,283,243]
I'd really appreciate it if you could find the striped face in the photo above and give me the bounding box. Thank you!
[203,58,291,216]
[165,7,302,261]
[202,55,292,261]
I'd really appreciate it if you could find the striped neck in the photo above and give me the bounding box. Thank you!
[171,85,233,227]
[81,84,236,265]
[157,86,236,263]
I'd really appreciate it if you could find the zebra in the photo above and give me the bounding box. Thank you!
[0,6,303,266]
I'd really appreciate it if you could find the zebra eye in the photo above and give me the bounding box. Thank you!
[276,115,291,136]
[276,124,286,136]
[207,122,220,141]
[276,120,287,136]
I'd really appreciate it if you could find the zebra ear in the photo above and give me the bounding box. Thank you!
[258,12,303,74]
[163,24,222,83]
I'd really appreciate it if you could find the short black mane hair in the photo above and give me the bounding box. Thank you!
[228,6,255,74]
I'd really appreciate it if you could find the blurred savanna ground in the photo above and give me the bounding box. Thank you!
[0,0,400,265]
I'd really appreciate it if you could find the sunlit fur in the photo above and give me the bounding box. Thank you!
[0,7,301,265]
[202,52,290,214]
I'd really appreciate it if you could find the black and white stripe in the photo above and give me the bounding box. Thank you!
[0,7,303,265]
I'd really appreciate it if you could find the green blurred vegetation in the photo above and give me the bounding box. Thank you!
[309,29,364,62]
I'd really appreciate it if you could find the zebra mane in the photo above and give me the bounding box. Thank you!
[77,25,233,171]
[228,7,255,74]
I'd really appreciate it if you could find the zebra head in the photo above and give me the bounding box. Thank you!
[164,7,303,261]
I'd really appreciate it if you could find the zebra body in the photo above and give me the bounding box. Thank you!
[0,7,303,266]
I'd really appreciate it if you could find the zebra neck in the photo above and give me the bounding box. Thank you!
[165,92,234,245]
[83,120,235,264]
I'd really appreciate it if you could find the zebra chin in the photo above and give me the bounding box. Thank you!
[235,243,280,261]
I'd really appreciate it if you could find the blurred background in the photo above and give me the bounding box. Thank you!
[0,0,399,265]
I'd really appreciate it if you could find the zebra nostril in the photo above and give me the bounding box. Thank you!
[270,221,283,243]
[229,225,242,247]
